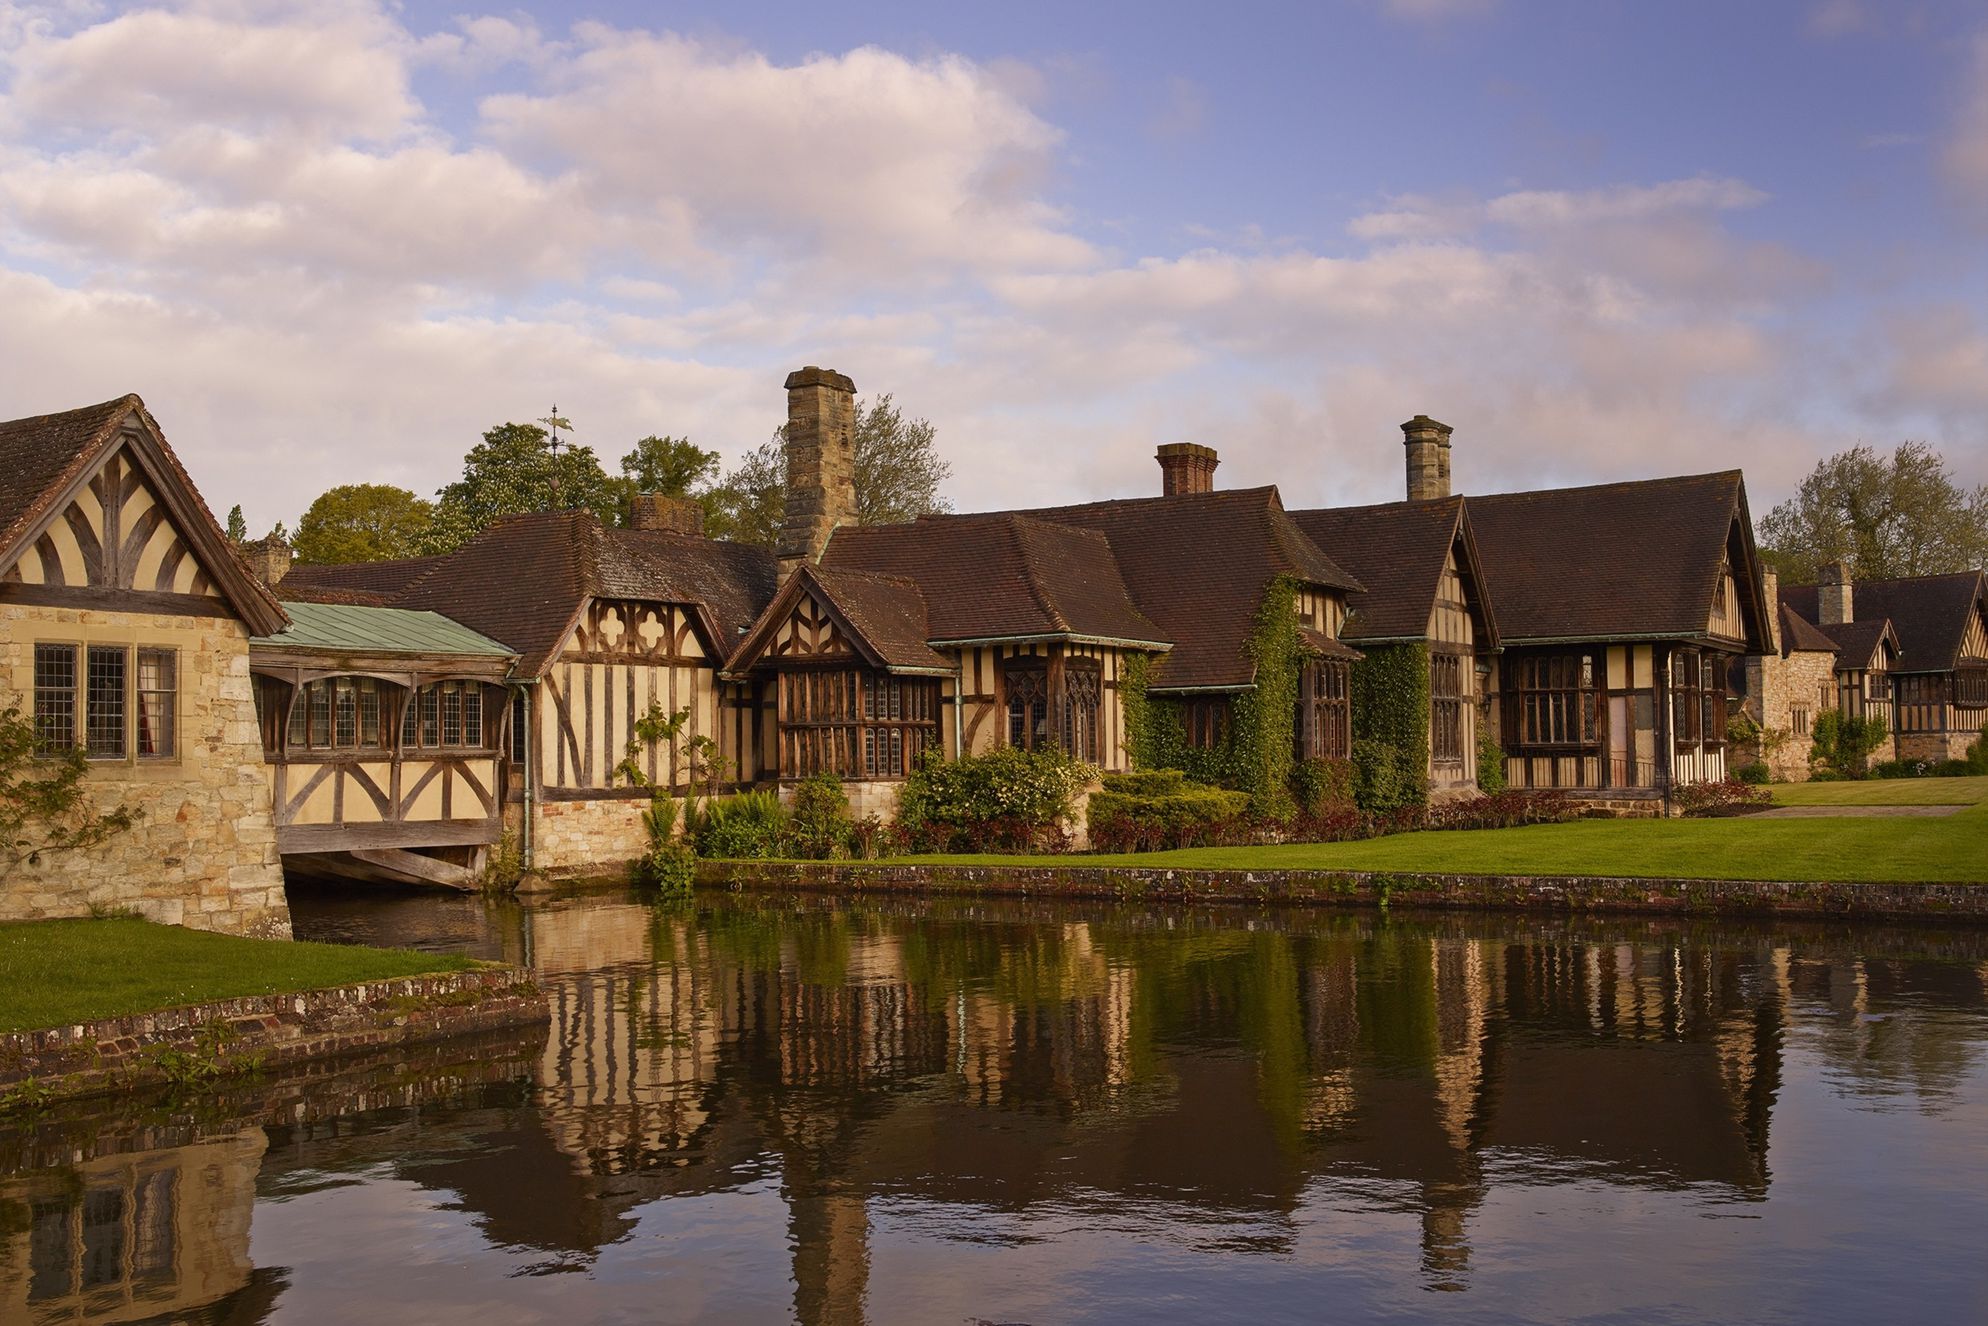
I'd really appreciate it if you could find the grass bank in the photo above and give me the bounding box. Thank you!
[0,918,477,1034]
[1770,775,1988,807]
[896,800,1988,885]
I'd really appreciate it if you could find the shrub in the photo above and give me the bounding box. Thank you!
[1425,789,1578,830]
[632,795,694,897]
[1100,769,1189,797]
[692,790,788,859]
[1351,738,1423,813]
[786,773,853,860]
[1931,758,1974,778]
[1475,728,1507,796]
[1290,758,1356,815]
[897,747,1094,853]
[1967,721,1988,775]
[1810,710,1888,779]
[1733,761,1770,785]
[1087,780,1251,853]
[1672,778,1773,817]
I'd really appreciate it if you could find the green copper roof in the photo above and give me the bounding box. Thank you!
[255,601,517,658]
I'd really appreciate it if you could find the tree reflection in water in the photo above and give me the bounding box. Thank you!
[5,891,1988,1324]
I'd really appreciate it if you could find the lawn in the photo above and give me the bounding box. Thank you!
[0,917,478,1034]
[899,800,1988,886]
[1769,775,1988,807]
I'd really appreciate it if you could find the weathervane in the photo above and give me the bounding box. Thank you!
[539,404,574,507]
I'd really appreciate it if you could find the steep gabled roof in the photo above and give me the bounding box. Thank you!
[385,511,779,677]
[0,394,288,635]
[1818,617,1898,672]
[822,513,1166,647]
[1464,470,1769,649]
[1015,486,1360,690]
[1777,602,1842,656]
[1783,571,1988,674]
[1291,495,1499,648]
[728,564,953,675]
[280,555,454,606]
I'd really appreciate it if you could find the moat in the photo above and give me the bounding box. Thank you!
[7,886,1988,1324]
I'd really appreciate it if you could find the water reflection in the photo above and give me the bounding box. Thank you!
[8,891,1988,1324]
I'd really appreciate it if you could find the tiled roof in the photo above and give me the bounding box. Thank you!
[1465,471,1758,645]
[0,394,288,635]
[1016,487,1361,690]
[1818,617,1895,671]
[279,556,454,606]
[362,511,778,677]
[1777,603,1841,656]
[823,513,1166,646]
[255,601,517,658]
[1783,571,1987,673]
[801,566,953,672]
[1292,496,1490,644]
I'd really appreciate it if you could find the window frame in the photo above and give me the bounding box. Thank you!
[1505,651,1600,753]
[1297,658,1351,761]
[1430,650,1467,765]
[780,667,940,780]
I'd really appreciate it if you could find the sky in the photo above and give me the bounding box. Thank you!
[3,0,1987,532]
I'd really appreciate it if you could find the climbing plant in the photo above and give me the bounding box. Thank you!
[613,703,692,787]
[1349,643,1431,811]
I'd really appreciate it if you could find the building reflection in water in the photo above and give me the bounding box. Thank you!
[8,895,1988,1324]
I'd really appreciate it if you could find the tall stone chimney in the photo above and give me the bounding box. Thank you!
[1818,560,1854,626]
[1403,415,1454,502]
[243,535,291,587]
[629,492,705,538]
[1762,567,1782,654]
[778,366,857,570]
[1156,443,1219,496]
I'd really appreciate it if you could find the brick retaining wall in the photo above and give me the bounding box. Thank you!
[700,861,1988,926]
[1,967,548,1105]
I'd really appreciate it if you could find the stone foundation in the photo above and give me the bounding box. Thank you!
[1,606,289,938]
[530,795,651,879]
[1898,731,1976,764]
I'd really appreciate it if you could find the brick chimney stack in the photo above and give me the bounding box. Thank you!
[629,493,705,538]
[1403,415,1454,502]
[1818,559,1854,626]
[244,534,291,587]
[1156,443,1219,496]
[778,366,857,571]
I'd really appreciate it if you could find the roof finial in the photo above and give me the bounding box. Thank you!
[538,404,573,507]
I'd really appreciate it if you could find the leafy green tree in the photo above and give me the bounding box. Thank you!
[705,394,952,547]
[424,422,620,554]
[0,706,139,882]
[1759,442,1988,583]
[616,434,723,528]
[293,484,436,564]
[224,505,248,543]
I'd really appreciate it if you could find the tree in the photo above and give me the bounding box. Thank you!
[225,505,248,543]
[1758,442,1988,583]
[704,394,952,547]
[424,422,620,554]
[617,435,722,527]
[293,484,436,564]
[0,706,139,882]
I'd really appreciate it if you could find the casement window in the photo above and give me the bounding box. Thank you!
[1791,704,1811,737]
[510,690,528,763]
[1003,656,1105,760]
[1430,652,1466,764]
[1297,659,1351,761]
[1005,659,1051,751]
[1896,675,1944,732]
[1669,650,1724,749]
[1061,661,1103,763]
[32,642,177,761]
[402,681,484,750]
[1958,668,1988,709]
[1184,697,1231,750]
[780,669,939,779]
[288,677,394,753]
[1508,652,1598,750]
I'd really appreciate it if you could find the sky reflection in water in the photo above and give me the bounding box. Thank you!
[5,887,1988,1324]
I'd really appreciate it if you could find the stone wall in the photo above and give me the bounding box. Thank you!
[1,605,289,938]
[1899,731,1975,764]
[531,795,650,878]
[1743,649,1839,781]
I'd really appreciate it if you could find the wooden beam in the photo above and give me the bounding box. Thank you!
[345,847,481,891]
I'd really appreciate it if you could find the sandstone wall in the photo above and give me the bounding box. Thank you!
[1744,651,1839,781]
[531,795,650,878]
[1,604,289,937]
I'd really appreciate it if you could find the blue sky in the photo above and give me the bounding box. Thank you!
[2,0,1985,530]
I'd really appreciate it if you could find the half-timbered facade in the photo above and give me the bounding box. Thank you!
[1783,568,1988,763]
[1464,471,1773,806]
[247,601,517,887]
[1294,494,1500,798]
[0,395,292,935]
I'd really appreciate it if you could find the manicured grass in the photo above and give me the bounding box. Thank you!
[1769,775,1988,807]
[0,917,478,1034]
[898,801,1988,885]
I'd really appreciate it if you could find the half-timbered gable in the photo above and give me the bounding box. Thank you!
[1465,471,1772,803]
[248,601,517,887]
[1783,570,1988,762]
[0,395,289,935]
[1293,495,1501,795]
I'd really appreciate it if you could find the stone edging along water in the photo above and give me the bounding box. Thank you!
[1,967,548,1107]
[699,861,1988,925]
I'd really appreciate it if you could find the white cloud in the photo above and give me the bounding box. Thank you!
[1943,32,1988,220]
[1380,0,1495,21]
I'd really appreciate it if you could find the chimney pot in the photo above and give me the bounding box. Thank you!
[1818,559,1854,626]
[778,365,858,571]
[1156,443,1219,496]
[1402,415,1454,502]
[630,492,705,537]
